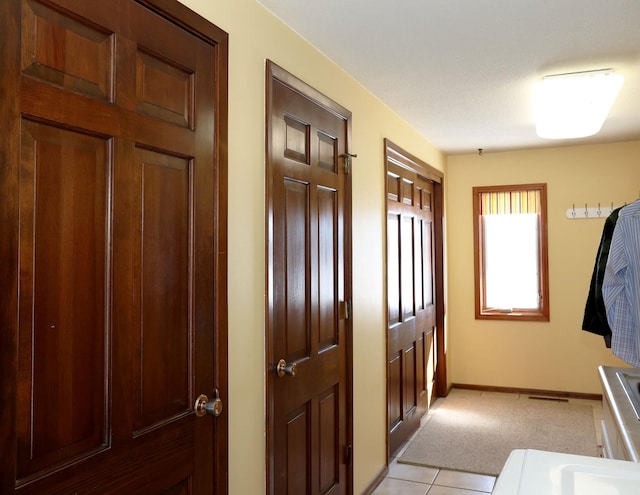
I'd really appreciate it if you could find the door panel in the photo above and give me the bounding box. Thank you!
[21,0,114,101]
[267,61,352,495]
[1,0,228,493]
[17,121,109,480]
[136,149,191,432]
[283,178,311,360]
[386,142,443,457]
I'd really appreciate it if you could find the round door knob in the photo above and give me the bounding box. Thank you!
[276,359,297,377]
[194,389,223,417]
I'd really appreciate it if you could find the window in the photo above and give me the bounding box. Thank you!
[473,183,549,321]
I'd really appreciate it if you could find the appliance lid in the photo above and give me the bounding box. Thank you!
[494,449,640,495]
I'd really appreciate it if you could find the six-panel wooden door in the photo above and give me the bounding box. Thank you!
[266,61,353,495]
[0,0,228,493]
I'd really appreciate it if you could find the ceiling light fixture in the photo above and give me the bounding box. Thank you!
[535,69,623,140]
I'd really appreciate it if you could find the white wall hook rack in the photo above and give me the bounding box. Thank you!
[566,203,615,219]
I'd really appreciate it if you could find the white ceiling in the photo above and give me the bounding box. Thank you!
[258,0,640,155]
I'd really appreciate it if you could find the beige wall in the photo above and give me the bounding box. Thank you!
[174,1,640,493]
[446,141,640,395]
[176,0,444,493]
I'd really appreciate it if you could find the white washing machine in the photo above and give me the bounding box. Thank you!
[492,449,640,494]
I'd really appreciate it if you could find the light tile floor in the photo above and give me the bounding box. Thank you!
[372,388,604,495]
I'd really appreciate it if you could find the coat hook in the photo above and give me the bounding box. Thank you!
[478,148,483,156]
[584,203,589,217]
[342,152,357,174]
[572,204,576,218]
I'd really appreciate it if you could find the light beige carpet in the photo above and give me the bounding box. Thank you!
[398,392,600,476]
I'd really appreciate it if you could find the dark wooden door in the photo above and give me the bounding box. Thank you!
[0,0,228,493]
[386,142,443,456]
[266,61,352,495]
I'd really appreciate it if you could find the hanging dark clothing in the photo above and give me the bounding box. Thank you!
[582,206,623,347]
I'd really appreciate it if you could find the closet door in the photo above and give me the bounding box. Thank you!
[0,1,228,493]
[386,141,443,457]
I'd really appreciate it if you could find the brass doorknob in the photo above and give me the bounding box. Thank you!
[194,389,223,417]
[276,359,297,377]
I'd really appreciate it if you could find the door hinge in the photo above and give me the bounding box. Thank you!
[345,444,352,465]
[343,152,357,174]
[339,300,351,320]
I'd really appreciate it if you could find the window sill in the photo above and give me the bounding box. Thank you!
[476,310,549,322]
